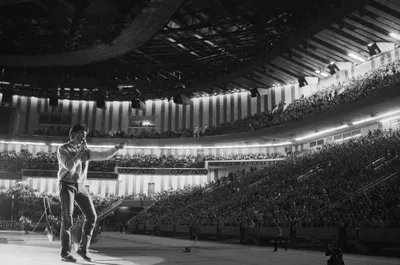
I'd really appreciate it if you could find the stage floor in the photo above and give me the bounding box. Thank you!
[0,231,399,265]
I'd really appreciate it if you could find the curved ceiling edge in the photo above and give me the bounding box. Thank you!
[0,0,185,67]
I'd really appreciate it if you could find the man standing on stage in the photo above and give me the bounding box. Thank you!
[57,124,125,262]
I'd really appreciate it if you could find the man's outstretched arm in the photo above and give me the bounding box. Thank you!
[88,143,125,161]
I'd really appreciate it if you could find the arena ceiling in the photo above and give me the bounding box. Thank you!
[0,0,399,101]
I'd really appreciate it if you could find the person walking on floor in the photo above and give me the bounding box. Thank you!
[273,225,287,251]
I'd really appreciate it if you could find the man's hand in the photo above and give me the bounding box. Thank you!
[115,142,126,150]
[79,139,88,152]
[79,144,87,153]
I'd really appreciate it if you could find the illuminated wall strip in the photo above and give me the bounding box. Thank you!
[353,109,400,125]
[0,140,46,146]
[296,109,400,142]
[295,125,349,141]
[11,109,400,149]
[379,115,400,123]
[48,141,293,149]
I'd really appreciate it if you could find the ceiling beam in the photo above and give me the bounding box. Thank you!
[169,0,374,94]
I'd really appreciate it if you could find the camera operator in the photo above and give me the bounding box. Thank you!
[273,225,287,251]
[325,242,345,265]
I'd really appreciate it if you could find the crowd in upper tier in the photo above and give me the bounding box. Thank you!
[0,151,283,172]
[137,129,400,229]
[34,59,400,139]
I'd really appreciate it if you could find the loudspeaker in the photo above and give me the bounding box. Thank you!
[298,76,319,87]
[327,62,352,75]
[367,42,396,56]
[49,97,59,107]
[0,106,16,135]
[249,88,269,98]
[173,94,190,105]
[96,97,106,109]
[1,90,13,105]
[131,99,146,109]
[250,89,259,98]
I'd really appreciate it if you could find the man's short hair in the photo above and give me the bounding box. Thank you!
[69,124,89,139]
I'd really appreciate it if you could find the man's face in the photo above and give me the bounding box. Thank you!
[74,129,87,143]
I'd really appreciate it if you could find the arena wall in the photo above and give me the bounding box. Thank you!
[0,48,398,136]
[0,157,280,195]
[0,174,208,196]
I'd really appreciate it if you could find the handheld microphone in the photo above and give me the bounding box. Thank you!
[81,139,88,151]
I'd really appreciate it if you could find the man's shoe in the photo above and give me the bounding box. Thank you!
[61,254,77,262]
[76,248,92,262]
[273,249,277,251]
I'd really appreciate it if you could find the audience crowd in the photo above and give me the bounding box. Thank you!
[1,130,400,232]
[138,129,400,229]
[0,151,282,172]
[0,182,146,221]
[34,59,400,139]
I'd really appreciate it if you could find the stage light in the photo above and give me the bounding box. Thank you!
[177,44,187,50]
[193,34,203,39]
[389,32,400,40]
[204,40,217,47]
[348,52,366,62]
[320,72,330,77]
